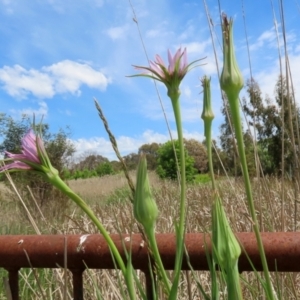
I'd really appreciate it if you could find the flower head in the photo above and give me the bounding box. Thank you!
[132,47,204,92]
[0,129,58,178]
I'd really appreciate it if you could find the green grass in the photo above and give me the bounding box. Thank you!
[193,173,212,184]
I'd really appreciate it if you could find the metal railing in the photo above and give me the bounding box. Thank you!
[1,232,300,300]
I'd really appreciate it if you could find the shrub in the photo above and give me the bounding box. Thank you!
[156,140,197,182]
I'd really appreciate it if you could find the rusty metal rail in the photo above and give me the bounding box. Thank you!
[0,232,300,299]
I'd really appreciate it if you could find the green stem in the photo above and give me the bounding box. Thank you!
[229,94,275,300]
[205,120,216,190]
[227,263,243,300]
[146,227,171,293]
[49,175,127,277]
[168,90,186,299]
[203,119,219,299]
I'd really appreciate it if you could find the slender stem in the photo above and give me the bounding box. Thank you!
[203,115,219,299]
[205,120,217,190]
[146,227,171,293]
[168,90,186,299]
[227,263,243,300]
[49,175,127,276]
[229,94,275,300]
[125,258,137,300]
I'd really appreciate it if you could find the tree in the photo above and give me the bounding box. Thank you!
[123,153,140,170]
[219,98,240,176]
[0,114,31,154]
[156,140,197,182]
[242,78,279,174]
[96,161,114,176]
[0,115,75,212]
[72,152,109,171]
[202,139,227,176]
[242,76,300,175]
[184,139,208,173]
[46,128,75,174]
[274,75,300,174]
[138,142,160,170]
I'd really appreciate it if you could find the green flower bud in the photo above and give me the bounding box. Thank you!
[220,14,244,100]
[212,196,241,271]
[134,155,158,231]
[201,76,214,123]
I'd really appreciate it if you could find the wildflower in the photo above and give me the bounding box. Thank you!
[0,129,59,179]
[132,47,204,95]
[132,48,204,299]
[220,14,244,100]
[133,154,158,232]
[0,129,130,279]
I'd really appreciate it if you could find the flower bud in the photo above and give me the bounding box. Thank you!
[201,76,214,123]
[134,155,158,231]
[220,14,244,100]
[212,196,241,270]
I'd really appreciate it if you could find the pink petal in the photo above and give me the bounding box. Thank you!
[134,66,151,75]
[180,48,188,71]
[168,49,175,73]
[0,161,31,172]
[173,47,182,64]
[149,61,165,78]
[155,55,166,67]
[5,152,28,160]
[21,130,40,164]
[36,136,47,157]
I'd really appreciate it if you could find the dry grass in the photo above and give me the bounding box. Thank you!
[0,172,300,299]
[66,174,300,299]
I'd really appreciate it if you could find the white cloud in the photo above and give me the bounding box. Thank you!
[248,26,295,52]
[105,25,129,40]
[0,65,54,98]
[0,0,13,13]
[44,60,109,94]
[182,86,191,98]
[182,41,210,55]
[250,28,276,51]
[0,60,110,99]
[9,101,48,118]
[146,29,162,38]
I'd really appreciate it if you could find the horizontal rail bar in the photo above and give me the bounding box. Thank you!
[0,232,299,272]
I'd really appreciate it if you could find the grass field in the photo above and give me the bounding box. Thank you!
[0,172,299,299]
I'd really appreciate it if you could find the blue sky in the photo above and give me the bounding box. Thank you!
[1,0,300,160]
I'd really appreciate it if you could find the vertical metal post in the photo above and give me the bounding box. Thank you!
[71,269,84,300]
[143,270,155,300]
[6,268,19,300]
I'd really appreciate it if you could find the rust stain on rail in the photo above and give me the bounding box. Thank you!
[0,232,299,272]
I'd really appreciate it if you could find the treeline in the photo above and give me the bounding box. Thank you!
[219,75,300,177]
[61,138,209,182]
[0,114,208,183]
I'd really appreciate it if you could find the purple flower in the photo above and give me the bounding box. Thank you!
[132,47,204,90]
[0,130,52,173]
